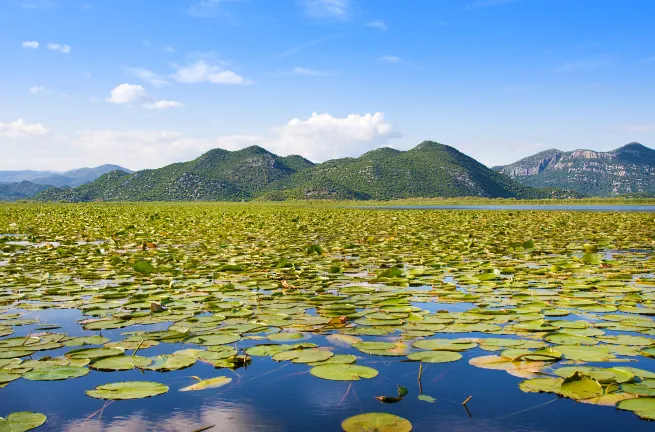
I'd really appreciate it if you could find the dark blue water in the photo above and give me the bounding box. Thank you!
[2,309,654,432]
[368,205,655,212]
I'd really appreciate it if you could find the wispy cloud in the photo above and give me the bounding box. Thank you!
[47,43,71,53]
[127,60,250,86]
[365,20,387,31]
[163,46,176,53]
[639,56,655,64]
[21,41,39,49]
[29,86,45,95]
[301,0,351,20]
[188,0,246,18]
[18,0,55,10]
[292,67,331,76]
[0,118,49,138]
[274,35,339,59]
[468,0,521,9]
[377,56,401,63]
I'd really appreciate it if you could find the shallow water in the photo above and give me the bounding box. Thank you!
[2,307,655,432]
[2,205,655,431]
[368,205,655,212]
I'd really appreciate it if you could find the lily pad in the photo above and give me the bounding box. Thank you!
[341,413,412,432]
[86,381,169,400]
[180,376,232,392]
[310,364,379,381]
[22,366,89,381]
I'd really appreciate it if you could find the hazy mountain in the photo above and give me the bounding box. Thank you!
[0,164,132,188]
[35,142,579,202]
[0,181,51,201]
[493,143,655,196]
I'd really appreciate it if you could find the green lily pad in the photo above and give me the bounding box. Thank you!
[145,354,196,371]
[22,366,89,381]
[0,412,47,431]
[617,397,655,420]
[341,413,411,432]
[310,364,379,381]
[90,356,152,371]
[407,351,462,363]
[86,381,169,400]
[272,348,333,364]
[560,372,603,400]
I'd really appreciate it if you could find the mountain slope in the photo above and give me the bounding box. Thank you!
[36,147,315,202]
[0,181,51,201]
[265,141,570,200]
[494,143,655,196]
[0,164,132,188]
[36,141,576,202]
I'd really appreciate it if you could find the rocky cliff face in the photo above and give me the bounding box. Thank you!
[494,143,655,196]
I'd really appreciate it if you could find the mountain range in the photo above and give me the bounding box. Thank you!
[33,141,580,202]
[0,164,132,188]
[492,143,655,196]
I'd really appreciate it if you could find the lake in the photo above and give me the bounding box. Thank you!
[1,204,654,432]
[367,205,655,212]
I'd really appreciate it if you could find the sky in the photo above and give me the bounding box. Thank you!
[1,0,654,171]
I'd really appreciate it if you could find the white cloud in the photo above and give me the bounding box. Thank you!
[125,67,171,87]
[106,83,182,110]
[142,100,184,110]
[274,35,338,59]
[22,41,39,49]
[365,20,387,31]
[29,86,45,95]
[172,60,250,84]
[377,56,401,63]
[106,83,149,104]
[163,46,176,53]
[0,118,49,138]
[265,112,399,161]
[188,0,246,18]
[302,0,351,19]
[62,112,398,169]
[291,67,330,76]
[47,43,71,53]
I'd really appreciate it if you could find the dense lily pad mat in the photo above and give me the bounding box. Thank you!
[0,203,654,426]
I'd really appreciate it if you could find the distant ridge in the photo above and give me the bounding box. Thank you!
[493,143,655,196]
[0,164,133,188]
[34,141,580,202]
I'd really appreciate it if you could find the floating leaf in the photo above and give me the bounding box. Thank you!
[310,364,378,381]
[341,413,411,432]
[0,412,47,431]
[180,376,232,392]
[86,381,169,400]
[22,366,89,381]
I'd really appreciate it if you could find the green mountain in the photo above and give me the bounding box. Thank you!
[0,181,51,201]
[493,143,655,196]
[36,146,315,202]
[35,141,579,202]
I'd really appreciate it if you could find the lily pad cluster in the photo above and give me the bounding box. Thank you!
[0,204,654,427]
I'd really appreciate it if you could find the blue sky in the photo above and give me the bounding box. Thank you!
[1,0,654,171]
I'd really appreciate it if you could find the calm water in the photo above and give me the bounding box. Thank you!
[368,205,655,212]
[3,308,655,432]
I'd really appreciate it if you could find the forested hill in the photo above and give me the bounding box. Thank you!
[34,141,580,202]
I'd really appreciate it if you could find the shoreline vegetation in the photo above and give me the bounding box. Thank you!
[4,196,655,208]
